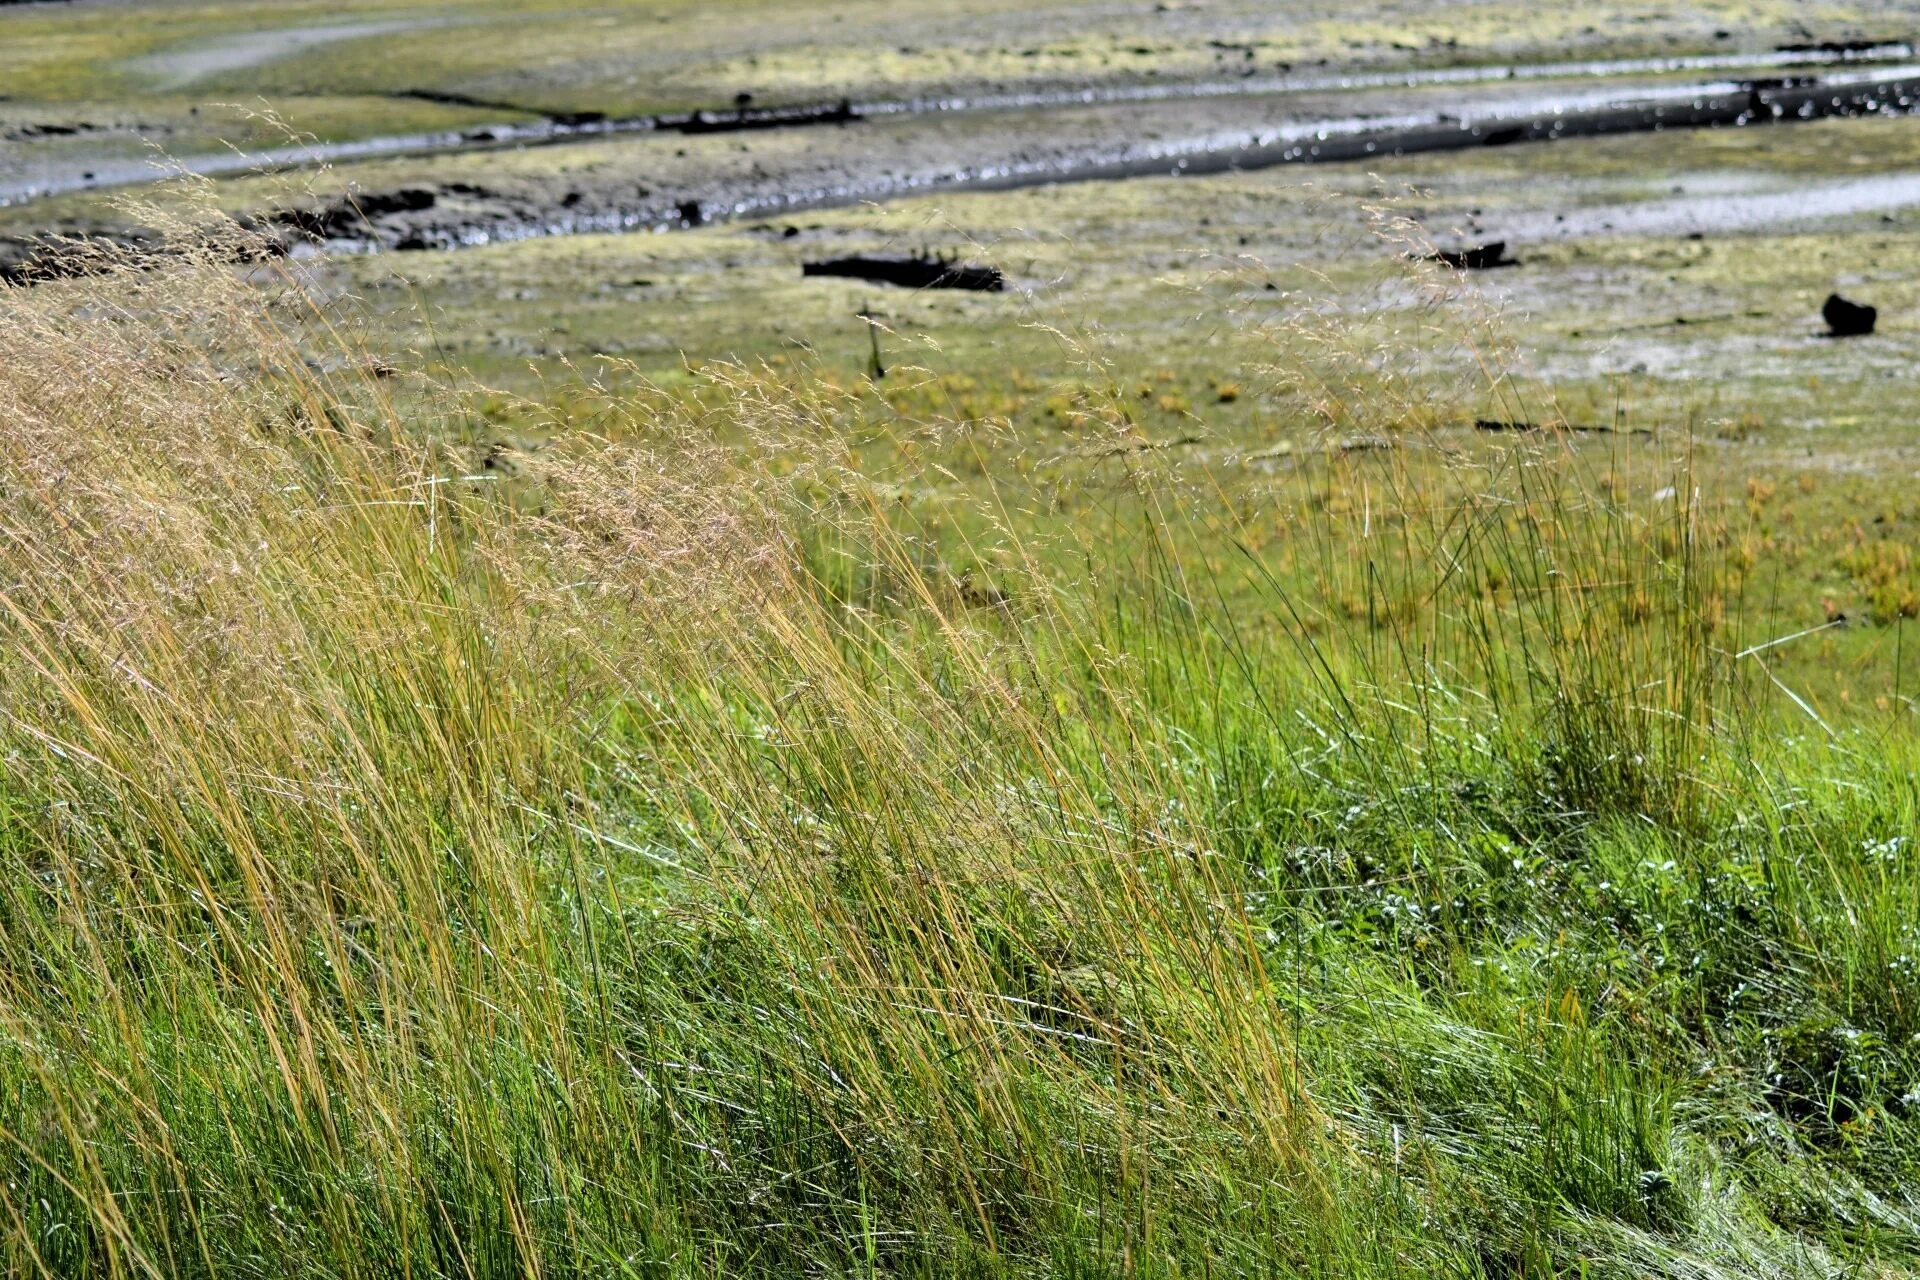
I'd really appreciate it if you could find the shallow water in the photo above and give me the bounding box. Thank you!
[1494,169,1920,241]
[4,48,1916,209]
[330,66,1920,253]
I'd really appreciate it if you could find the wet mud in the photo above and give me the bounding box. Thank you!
[295,63,1920,256]
[2,46,1915,211]
[6,48,1920,267]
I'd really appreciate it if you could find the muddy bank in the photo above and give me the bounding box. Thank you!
[278,65,1920,256]
[5,43,1918,210]
[7,57,1920,273]
[0,224,279,285]
[857,42,1918,117]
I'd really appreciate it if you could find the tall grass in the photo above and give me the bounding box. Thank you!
[0,225,1916,1278]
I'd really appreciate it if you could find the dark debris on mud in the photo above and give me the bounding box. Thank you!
[1823,292,1879,336]
[802,253,1005,291]
[1421,240,1519,270]
[284,65,1920,259]
[9,54,1920,281]
[0,226,281,285]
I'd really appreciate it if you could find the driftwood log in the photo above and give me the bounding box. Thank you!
[1422,241,1518,271]
[803,254,1004,292]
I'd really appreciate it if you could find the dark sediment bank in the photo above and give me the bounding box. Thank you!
[4,43,1918,210]
[388,90,860,135]
[6,59,1920,275]
[336,66,1920,254]
[928,70,1920,200]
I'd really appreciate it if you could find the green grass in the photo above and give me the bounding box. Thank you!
[1,215,1918,1278]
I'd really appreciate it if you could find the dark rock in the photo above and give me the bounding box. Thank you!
[802,254,1004,292]
[360,188,437,218]
[1421,241,1518,271]
[1823,293,1877,337]
[275,188,437,242]
[2,231,151,284]
[1,228,281,286]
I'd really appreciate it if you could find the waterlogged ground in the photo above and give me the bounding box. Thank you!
[6,0,1920,206]
[4,0,1920,721]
